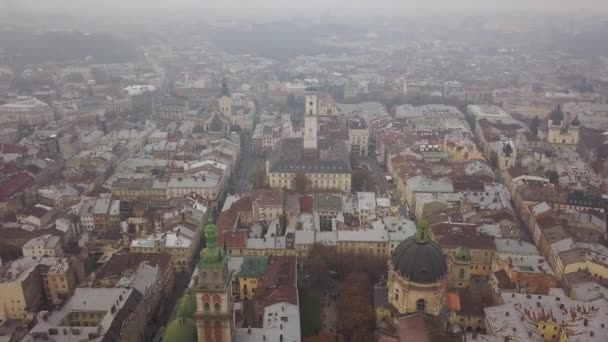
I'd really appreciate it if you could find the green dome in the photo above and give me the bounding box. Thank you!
[176,289,196,319]
[454,247,471,262]
[164,318,197,342]
[204,219,218,248]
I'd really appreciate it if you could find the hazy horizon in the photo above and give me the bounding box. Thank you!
[4,0,608,21]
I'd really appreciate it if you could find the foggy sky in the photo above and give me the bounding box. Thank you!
[5,0,608,19]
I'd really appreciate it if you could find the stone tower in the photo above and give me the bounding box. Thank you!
[304,93,318,158]
[448,247,472,288]
[218,79,232,118]
[195,220,233,342]
[498,141,516,170]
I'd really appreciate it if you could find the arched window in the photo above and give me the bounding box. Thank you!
[204,302,210,312]
[416,299,426,312]
[459,269,465,279]
[214,303,221,312]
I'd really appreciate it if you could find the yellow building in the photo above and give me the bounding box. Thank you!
[0,258,45,321]
[236,257,268,300]
[267,169,352,193]
[41,258,85,306]
[431,223,496,277]
[556,248,608,280]
[336,230,389,256]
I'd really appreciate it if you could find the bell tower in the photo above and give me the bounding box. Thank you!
[219,78,232,118]
[195,220,233,342]
[304,92,318,159]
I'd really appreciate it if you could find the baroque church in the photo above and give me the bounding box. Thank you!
[199,80,255,133]
[375,219,481,340]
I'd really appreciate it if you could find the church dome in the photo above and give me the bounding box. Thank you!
[391,236,447,284]
[163,318,197,342]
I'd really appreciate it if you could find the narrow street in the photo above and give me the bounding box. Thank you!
[154,137,254,340]
[366,156,390,195]
[230,133,256,195]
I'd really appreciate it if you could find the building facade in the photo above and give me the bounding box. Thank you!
[194,221,233,342]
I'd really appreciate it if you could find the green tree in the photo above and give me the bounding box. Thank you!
[337,272,376,342]
[307,244,331,293]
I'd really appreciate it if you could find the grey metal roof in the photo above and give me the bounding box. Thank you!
[269,138,352,174]
[391,237,447,284]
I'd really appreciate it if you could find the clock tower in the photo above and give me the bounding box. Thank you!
[304,93,318,159]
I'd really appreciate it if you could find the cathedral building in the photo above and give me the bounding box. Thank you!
[198,80,255,133]
[546,105,579,145]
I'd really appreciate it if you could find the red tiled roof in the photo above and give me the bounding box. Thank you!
[95,252,171,280]
[218,230,247,248]
[0,144,26,154]
[0,172,35,201]
[0,163,21,175]
[253,256,298,306]
[432,222,496,249]
[446,292,461,312]
[217,196,252,231]
[535,214,559,230]
[299,195,313,213]
[253,189,283,207]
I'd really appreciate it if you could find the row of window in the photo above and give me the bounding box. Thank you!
[202,302,222,312]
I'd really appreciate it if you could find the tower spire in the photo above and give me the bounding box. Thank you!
[221,76,230,97]
[415,218,430,243]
